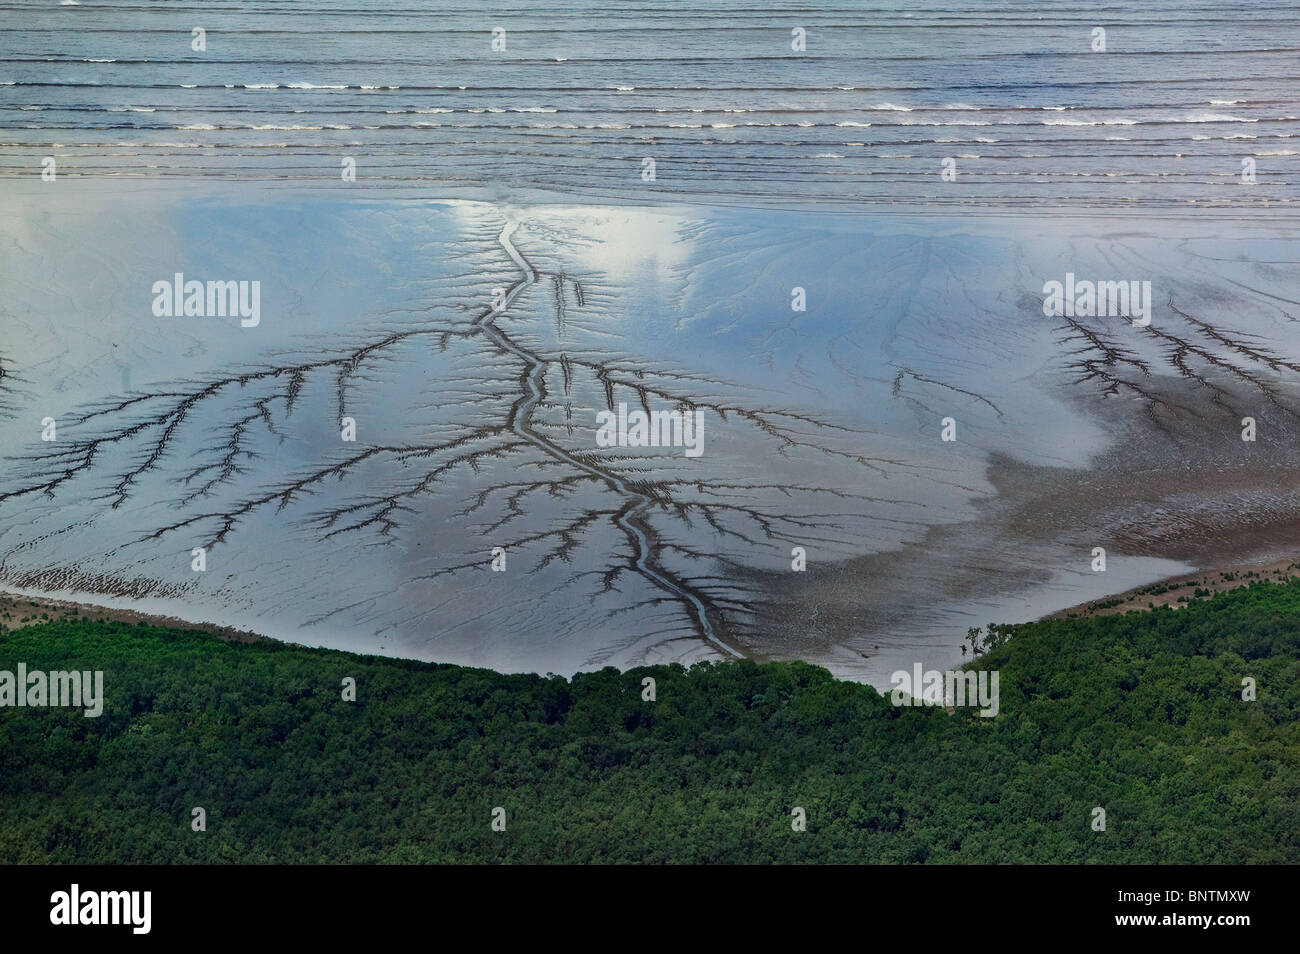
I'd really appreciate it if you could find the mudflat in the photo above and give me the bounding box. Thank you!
[1,184,1296,688]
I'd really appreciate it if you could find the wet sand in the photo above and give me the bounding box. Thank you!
[751,376,1300,684]
[6,546,1298,657]
[1,183,1298,689]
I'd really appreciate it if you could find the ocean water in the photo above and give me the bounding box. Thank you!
[1,0,1297,207]
[1,3,1298,686]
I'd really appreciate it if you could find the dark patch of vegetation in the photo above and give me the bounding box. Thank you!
[1,578,1298,863]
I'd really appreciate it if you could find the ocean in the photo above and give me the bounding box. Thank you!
[2,0,1297,207]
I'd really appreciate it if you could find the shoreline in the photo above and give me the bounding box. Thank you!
[6,176,1298,223]
[0,589,265,645]
[7,552,1300,670]
[1044,555,1300,621]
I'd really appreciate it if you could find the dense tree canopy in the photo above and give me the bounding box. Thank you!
[1,578,1297,863]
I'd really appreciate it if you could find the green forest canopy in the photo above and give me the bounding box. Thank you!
[1,577,1297,863]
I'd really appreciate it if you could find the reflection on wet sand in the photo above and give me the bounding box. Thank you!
[0,186,1297,687]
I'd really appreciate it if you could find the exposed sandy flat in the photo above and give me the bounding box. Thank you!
[1046,557,1300,620]
[0,590,264,644]
[7,550,1300,655]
